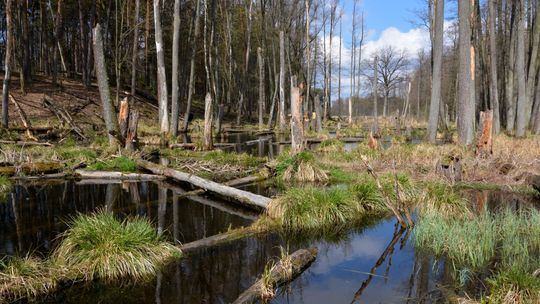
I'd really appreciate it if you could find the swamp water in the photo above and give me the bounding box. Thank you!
[2,181,537,303]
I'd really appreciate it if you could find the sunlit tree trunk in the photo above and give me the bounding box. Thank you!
[428,0,444,143]
[457,0,475,145]
[488,0,500,134]
[170,0,181,136]
[153,0,169,136]
[515,0,527,137]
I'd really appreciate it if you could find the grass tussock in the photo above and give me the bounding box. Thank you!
[485,270,540,304]
[276,151,328,183]
[85,156,138,172]
[264,173,415,234]
[317,139,345,154]
[0,256,60,303]
[52,210,180,282]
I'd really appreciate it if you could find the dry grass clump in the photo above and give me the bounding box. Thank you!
[317,139,345,154]
[276,151,328,183]
[52,210,181,282]
[0,256,61,303]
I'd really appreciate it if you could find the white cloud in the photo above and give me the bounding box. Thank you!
[363,26,430,58]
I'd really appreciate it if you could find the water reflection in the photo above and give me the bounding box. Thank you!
[0,181,252,256]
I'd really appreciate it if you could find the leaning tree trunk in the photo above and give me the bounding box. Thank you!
[1,0,13,128]
[93,23,120,146]
[428,0,444,143]
[170,0,181,136]
[457,0,475,145]
[153,0,169,137]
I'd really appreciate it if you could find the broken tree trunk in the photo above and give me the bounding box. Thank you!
[233,248,318,304]
[203,93,213,151]
[290,81,304,154]
[435,154,463,184]
[179,225,260,253]
[136,160,272,209]
[9,94,36,140]
[118,97,129,141]
[475,110,493,158]
[125,109,139,151]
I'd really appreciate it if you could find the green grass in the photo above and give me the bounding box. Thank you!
[0,175,11,201]
[202,150,265,167]
[415,207,540,299]
[86,156,138,172]
[275,151,328,183]
[52,210,180,282]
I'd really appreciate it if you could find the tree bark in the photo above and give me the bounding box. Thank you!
[182,0,202,132]
[170,0,181,136]
[475,110,493,158]
[488,0,500,134]
[118,97,129,141]
[515,0,528,137]
[428,0,444,143]
[258,47,265,129]
[373,55,379,133]
[290,81,304,154]
[1,0,13,128]
[203,93,213,150]
[278,31,286,130]
[130,0,140,96]
[153,0,169,136]
[93,23,120,146]
[458,0,475,145]
[125,110,139,151]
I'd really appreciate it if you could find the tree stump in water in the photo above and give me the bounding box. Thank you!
[475,110,493,158]
[435,154,463,183]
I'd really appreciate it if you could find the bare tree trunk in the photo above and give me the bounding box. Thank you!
[304,0,310,118]
[258,47,265,129]
[203,93,213,150]
[373,55,379,133]
[170,0,181,136]
[290,81,304,154]
[515,0,528,137]
[428,0,444,143]
[182,0,201,132]
[506,7,517,133]
[525,0,540,129]
[278,31,286,130]
[458,0,475,145]
[153,0,169,136]
[314,94,322,133]
[488,0,500,134]
[338,13,342,117]
[1,0,13,128]
[93,23,120,146]
[236,0,253,125]
[130,0,140,96]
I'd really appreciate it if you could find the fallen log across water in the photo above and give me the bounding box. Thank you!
[179,225,262,253]
[137,160,272,210]
[233,248,318,304]
[74,170,166,181]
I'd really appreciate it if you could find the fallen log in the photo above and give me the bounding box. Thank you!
[137,160,272,209]
[179,225,261,253]
[0,140,53,146]
[74,170,165,181]
[10,173,67,180]
[0,162,63,176]
[9,94,37,141]
[233,248,318,304]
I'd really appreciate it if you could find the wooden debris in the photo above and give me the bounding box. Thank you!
[436,154,463,184]
[368,131,378,150]
[74,170,165,181]
[43,95,87,140]
[179,226,260,253]
[0,162,63,176]
[233,248,318,304]
[137,160,272,209]
[475,110,493,158]
[9,94,37,141]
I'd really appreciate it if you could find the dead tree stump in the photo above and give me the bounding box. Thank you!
[118,97,129,141]
[125,109,139,151]
[475,110,493,158]
[290,81,304,154]
[436,154,463,184]
[368,131,378,150]
[203,93,213,151]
